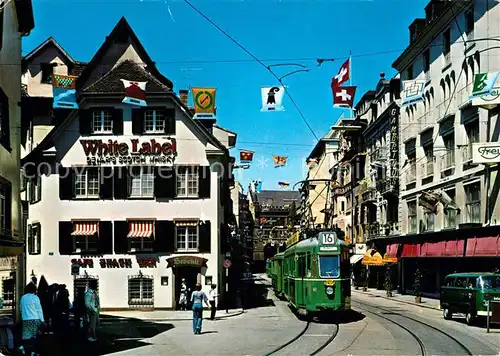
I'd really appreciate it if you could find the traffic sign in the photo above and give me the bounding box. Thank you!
[223,259,232,269]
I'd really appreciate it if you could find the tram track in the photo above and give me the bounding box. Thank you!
[263,321,339,356]
[353,300,473,356]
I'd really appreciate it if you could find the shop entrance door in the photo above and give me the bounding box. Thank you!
[174,267,200,310]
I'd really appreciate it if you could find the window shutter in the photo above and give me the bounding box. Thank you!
[198,220,211,253]
[58,221,74,255]
[154,166,175,199]
[198,166,211,199]
[98,221,113,254]
[113,221,128,254]
[0,89,10,150]
[36,175,42,202]
[27,224,33,254]
[99,167,113,200]
[154,220,175,253]
[164,108,176,135]
[112,109,124,135]
[59,167,75,200]
[35,223,41,254]
[79,109,92,136]
[113,167,129,199]
[131,109,144,135]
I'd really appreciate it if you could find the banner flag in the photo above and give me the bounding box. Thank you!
[52,74,78,109]
[261,86,285,112]
[121,80,147,106]
[470,72,500,99]
[333,86,356,108]
[240,150,254,163]
[273,155,288,167]
[400,80,425,107]
[278,181,290,188]
[332,58,350,88]
[192,87,216,114]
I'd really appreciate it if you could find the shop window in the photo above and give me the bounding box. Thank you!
[129,166,154,198]
[75,168,99,198]
[128,275,154,306]
[1,276,14,311]
[127,220,154,252]
[92,110,113,134]
[144,110,165,133]
[465,182,481,223]
[73,276,98,301]
[29,175,41,204]
[28,223,41,255]
[175,221,198,252]
[176,166,198,197]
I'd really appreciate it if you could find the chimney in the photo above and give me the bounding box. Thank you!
[425,0,447,24]
[179,89,188,106]
[380,72,385,79]
[409,18,426,43]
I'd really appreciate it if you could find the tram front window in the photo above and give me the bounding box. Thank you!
[319,256,340,278]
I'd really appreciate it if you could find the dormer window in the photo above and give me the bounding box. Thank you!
[144,110,165,133]
[41,63,54,84]
[92,110,113,134]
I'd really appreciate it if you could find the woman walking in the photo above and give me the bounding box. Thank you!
[84,280,100,342]
[19,282,45,355]
[190,283,210,334]
[208,284,218,320]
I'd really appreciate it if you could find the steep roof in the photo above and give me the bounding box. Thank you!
[82,59,171,93]
[77,17,173,90]
[257,190,300,207]
[23,37,75,64]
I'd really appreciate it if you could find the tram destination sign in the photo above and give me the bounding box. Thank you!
[80,138,177,166]
[319,232,337,245]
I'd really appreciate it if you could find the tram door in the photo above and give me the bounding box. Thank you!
[297,253,306,306]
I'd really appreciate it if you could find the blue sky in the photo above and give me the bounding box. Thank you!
[25,0,427,192]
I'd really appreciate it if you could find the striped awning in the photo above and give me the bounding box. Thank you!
[127,221,154,238]
[71,222,98,236]
[175,221,198,227]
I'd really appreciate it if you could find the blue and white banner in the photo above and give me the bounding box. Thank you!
[400,80,425,107]
[470,72,500,99]
[52,74,78,109]
[261,86,285,112]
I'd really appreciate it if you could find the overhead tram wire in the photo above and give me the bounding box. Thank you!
[182,0,319,141]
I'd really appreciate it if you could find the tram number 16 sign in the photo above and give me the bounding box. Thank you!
[321,232,336,245]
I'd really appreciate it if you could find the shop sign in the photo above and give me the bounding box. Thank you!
[99,258,133,268]
[0,256,18,268]
[81,138,177,166]
[166,256,208,268]
[137,257,157,268]
[71,258,94,268]
[472,142,500,164]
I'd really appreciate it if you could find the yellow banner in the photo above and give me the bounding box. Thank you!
[192,87,216,114]
[286,231,300,247]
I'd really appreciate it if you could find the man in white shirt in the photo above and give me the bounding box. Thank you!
[208,284,218,320]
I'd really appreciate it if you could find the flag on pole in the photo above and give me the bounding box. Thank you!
[121,80,147,106]
[278,181,290,188]
[273,155,288,167]
[332,58,350,88]
[239,150,254,163]
[261,86,285,112]
[333,86,356,108]
[52,74,78,109]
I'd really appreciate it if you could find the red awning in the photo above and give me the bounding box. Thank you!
[401,244,420,257]
[386,244,398,258]
[466,236,500,257]
[421,241,443,257]
[443,240,465,257]
[127,221,154,239]
[71,222,98,236]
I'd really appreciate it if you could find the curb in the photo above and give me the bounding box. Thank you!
[101,309,244,322]
[352,290,441,311]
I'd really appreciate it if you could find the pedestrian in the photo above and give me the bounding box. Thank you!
[53,284,71,337]
[179,278,188,310]
[19,282,45,355]
[190,283,210,334]
[208,284,218,320]
[84,280,100,342]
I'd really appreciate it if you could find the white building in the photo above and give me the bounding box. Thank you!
[0,0,34,326]
[21,17,236,309]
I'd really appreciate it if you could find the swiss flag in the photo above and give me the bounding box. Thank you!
[333,86,356,108]
[331,58,350,88]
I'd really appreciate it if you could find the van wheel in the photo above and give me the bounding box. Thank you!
[443,308,452,320]
[466,312,475,325]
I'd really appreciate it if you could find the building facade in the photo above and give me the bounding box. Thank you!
[21,17,236,309]
[394,0,500,296]
[0,0,34,324]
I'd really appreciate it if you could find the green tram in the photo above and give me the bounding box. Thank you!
[270,230,351,317]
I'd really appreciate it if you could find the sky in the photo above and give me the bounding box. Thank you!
[24,0,429,193]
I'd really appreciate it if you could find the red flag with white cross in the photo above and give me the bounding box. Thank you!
[333,86,356,108]
[331,58,350,88]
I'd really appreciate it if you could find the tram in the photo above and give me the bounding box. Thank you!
[269,229,351,317]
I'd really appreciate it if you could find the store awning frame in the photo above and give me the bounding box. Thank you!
[127,221,154,239]
[71,222,98,236]
[350,254,363,264]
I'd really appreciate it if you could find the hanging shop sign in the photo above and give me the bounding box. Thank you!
[80,138,177,166]
[166,256,208,268]
[472,142,500,164]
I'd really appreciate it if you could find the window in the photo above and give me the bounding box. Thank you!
[73,277,98,302]
[129,167,154,197]
[318,256,340,278]
[341,201,345,212]
[2,277,15,312]
[28,223,41,255]
[75,169,99,198]
[465,182,481,223]
[20,170,26,193]
[29,175,41,204]
[128,276,154,306]
[408,201,417,233]
[41,63,54,84]
[442,133,455,169]
[465,8,474,34]
[92,110,113,133]
[74,234,98,253]
[176,166,199,197]
[0,90,10,150]
[444,189,458,228]
[128,220,154,252]
[464,120,479,162]
[423,210,434,231]
[0,183,6,231]
[175,222,199,252]
[423,144,433,177]
[423,49,430,73]
[443,28,451,54]
[144,110,165,133]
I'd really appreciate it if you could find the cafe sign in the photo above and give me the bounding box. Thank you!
[81,138,177,166]
[166,256,208,268]
[472,142,500,164]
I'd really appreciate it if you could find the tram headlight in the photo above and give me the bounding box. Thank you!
[326,286,334,295]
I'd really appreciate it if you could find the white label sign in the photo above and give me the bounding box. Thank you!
[321,233,336,245]
[320,246,338,251]
[472,142,500,164]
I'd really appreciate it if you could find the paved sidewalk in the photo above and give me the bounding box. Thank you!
[101,308,243,322]
[352,287,441,311]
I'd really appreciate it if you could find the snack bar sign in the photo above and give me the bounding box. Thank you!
[81,138,177,166]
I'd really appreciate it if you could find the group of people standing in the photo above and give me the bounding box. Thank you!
[178,279,219,334]
[18,279,101,355]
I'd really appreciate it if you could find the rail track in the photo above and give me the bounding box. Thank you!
[263,320,339,356]
[353,300,473,356]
